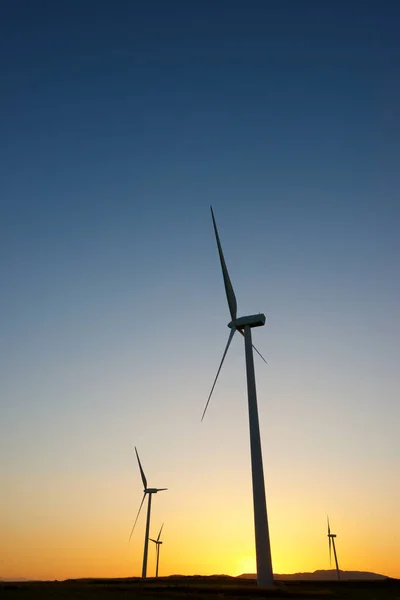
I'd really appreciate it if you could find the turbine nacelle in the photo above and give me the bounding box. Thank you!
[145,487,167,494]
[229,314,266,329]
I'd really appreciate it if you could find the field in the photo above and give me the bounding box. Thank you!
[1,576,399,600]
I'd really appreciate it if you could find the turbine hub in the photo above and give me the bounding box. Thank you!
[228,313,266,329]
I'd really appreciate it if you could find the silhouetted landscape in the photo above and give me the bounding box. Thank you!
[2,573,400,599]
[239,570,387,580]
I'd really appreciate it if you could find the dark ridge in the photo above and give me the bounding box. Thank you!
[239,570,387,581]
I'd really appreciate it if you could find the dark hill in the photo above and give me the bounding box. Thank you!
[239,570,387,580]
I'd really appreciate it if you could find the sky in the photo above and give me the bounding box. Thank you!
[1,0,399,581]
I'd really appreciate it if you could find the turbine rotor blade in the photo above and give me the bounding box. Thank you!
[210,206,237,322]
[135,447,147,490]
[149,538,157,543]
[157,523,164,542]
[252,344,268,364]
[327,515,332,564]
[201,326,236,421]
[156,488,168,492]
[237,328,267,364]
[129,492,146,541]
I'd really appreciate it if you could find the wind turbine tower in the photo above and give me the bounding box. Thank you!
[201,207,274,587]
[129,447,167,578]
[327,516,340,580]
[150,523,164,577]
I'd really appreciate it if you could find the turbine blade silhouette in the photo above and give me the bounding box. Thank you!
[201,326,236,421]
[327,516,332,564]
[252,344,268,364]
[237,328,267,364]
[135,447,147,490]
[129,492,146,541]
[210,206,237,322]
[157,523,164,542]
[149,538,157,543]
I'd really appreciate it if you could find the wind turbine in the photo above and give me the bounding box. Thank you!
[201,206,274,587]
[149,523,164,577]
[129,447,167,578]
[327,516,340,580]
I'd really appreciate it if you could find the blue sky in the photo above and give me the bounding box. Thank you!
[1,0,399,579]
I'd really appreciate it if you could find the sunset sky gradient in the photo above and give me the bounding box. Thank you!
[1,0,399,581]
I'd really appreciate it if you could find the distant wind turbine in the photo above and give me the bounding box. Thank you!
[327,516,340,580]
[129,447,167,578]
[201,206,274,587]
[149,523,164,577]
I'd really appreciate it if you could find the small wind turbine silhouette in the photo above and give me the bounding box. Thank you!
[327,516,340,581]
[149,523,164,577]
[129,447,167,578]
[201,207,274,587]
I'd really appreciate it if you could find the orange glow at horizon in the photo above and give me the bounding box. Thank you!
[1,468,399,581]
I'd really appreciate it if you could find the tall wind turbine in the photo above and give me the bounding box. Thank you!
[201,206,273,587]
[129,447,167,578]
[149,523,164,577]
[327,516,340,580]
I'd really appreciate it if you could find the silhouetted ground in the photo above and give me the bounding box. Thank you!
[1,575,399,599]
